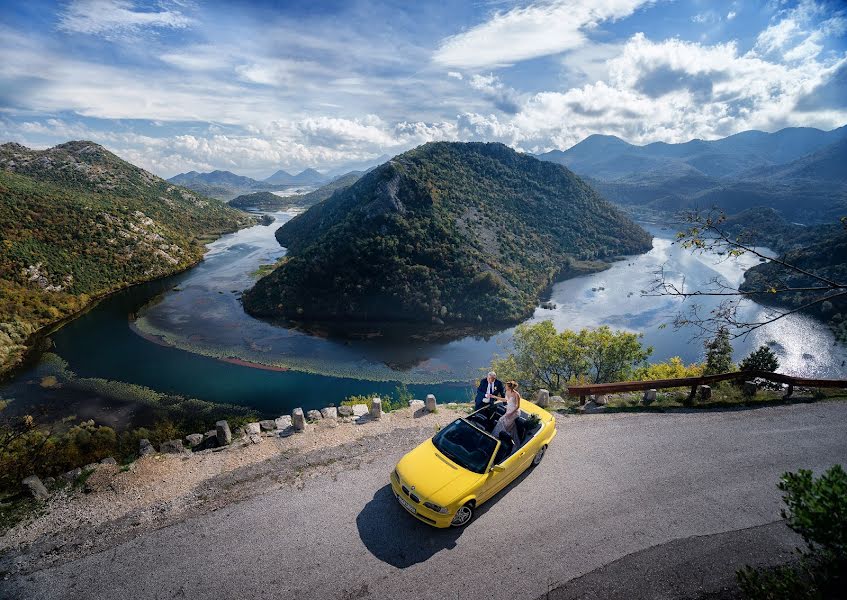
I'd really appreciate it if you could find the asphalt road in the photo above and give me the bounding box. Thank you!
[5,401,847,600]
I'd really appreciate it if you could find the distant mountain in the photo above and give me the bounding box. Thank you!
[284,170,363,206]
[243,142,652,327]
[324,154,390,178]
[537,126,846,181]
[738,136,847,183]
[541,126,847,223]
[264,167,329,186]
[229,171,364,211]
[170,169,258,188]
[0,141,254,375]
[167,170,289,201]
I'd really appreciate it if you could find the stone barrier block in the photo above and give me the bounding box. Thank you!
[370,398,382,419]
[216,420,232,446]
[425,394,437,412]
[698,385,712,401]
[351,404,368,417]
[139,438,156,456]
[292,408,306,431]
[536,389,550,407]
[643,389,657,404]
[244,422,262,435]
[743,381,758,396]
[185,434,204,448]
[22,475,49,501]
[259,419,277,431]
[321,407,338,420]
[337,405,353,417]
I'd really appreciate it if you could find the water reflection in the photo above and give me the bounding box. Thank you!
[133,218,847,381]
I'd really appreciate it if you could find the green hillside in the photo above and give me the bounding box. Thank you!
[0,141,255,374]
[741,226,847,341]
[243,142,652,327]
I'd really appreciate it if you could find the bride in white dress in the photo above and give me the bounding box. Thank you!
[491,380,521,445]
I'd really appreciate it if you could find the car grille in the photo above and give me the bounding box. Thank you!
[400,485,420,504]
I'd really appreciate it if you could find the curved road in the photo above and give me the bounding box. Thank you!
[5,401,847,600]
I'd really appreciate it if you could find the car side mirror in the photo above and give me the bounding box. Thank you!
[490,464,505,473]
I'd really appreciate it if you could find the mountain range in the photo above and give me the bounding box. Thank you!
[243,142,652,328]
[537,125,847,223]
[263,167,328,186]
[0,141,254,375]
[167,170,288,201]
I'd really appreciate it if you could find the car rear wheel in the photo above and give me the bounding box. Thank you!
[450,502,474,528]
[532,445,547,466]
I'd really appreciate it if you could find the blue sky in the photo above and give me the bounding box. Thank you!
[0,0,845,177]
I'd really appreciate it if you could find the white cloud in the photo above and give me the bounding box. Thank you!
[468,74,521,113]
[57,0,193,39]
[447,71,463,80]
[433,0,653,69]
[727,11,737,21]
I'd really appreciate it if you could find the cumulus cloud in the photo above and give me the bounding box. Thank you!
[433,0,652,69]
[468,74,521,114]
[57,0,193,39]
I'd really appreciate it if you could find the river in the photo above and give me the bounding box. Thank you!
[3,211,846,422]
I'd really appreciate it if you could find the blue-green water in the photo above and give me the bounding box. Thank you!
[4,211,846,423]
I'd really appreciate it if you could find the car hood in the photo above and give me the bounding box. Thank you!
[396,439,483,506]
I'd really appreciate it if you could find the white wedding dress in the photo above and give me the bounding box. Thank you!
[492,391,520,445]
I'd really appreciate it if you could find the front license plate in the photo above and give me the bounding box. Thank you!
[396,493,416,514]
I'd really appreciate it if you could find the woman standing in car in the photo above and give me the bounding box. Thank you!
[491,380,521,444]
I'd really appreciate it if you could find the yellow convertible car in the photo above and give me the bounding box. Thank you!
[390,399,557,528]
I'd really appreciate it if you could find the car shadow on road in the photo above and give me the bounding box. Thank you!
[357,468,536,568]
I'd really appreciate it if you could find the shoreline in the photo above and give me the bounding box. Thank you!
[0,223,253,384]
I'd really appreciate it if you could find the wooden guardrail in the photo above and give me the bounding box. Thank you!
[565,370,847,404]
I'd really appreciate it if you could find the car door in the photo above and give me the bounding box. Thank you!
[477,442,526,503]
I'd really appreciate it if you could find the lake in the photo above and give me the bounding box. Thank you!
[4,211,846,421]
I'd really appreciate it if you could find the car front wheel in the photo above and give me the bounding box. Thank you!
[450,502,474,527]
[532,445,547,466]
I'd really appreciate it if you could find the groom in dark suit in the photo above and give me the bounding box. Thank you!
[475,371,505,411]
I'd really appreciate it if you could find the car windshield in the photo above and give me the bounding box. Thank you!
[432,419,498,474]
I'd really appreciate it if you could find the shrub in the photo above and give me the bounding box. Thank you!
[740,345,779,372]
[737,465,847,599]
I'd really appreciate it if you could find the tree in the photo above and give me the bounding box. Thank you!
[578,326,653,383]
[739,345,779,372]
[703,328,733,375]
[647,209,847,339]
[491,322,653,391]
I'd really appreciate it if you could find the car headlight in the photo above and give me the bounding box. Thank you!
[423,501,449,514]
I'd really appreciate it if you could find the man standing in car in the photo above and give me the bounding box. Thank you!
[474,371,505,411]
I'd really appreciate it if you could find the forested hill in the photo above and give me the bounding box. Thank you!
[0,141,255,375]
[741,225,847,342]
[243,141,652,327]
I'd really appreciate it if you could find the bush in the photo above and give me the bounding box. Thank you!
[340,390,410,412]
[740,345,780,372]
[738,465,847,599]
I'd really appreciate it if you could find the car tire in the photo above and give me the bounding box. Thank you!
[532,445,547,467]
[450,502,474,528]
